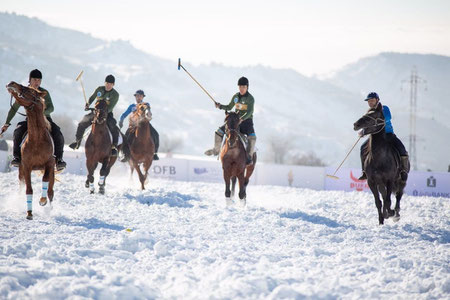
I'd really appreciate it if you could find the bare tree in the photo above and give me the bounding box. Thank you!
[159,133,184,154]
[290,151,325,167]
[266,135,292,164]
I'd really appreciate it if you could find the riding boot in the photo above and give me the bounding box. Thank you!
[358,142,368,180]
[400,155,410,181]
[11,121,27,167]
[150,124,159,161]
[204,132,223,156]
[246,136,256,165]
[55,157,67,171]
[70,113,94,149]
[49,119,66,171]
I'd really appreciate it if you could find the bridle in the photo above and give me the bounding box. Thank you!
[9,87,42,116]
[361,112,386,135]
[93,103,107,125]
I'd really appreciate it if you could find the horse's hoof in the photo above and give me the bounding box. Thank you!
[26,211,33,220]
[90,190,95,194]
[39,197,47,206]
[85,181,89,188]
[392,216,400,222]
[99,186,105,195]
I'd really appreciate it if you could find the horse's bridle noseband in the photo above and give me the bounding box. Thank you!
[361,113,386,134]
[9,88,42,116]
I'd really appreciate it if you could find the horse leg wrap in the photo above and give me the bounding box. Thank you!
[99,176,105,186]
[89,183,95,192]
[26,194,33,211]
[41,181,49,198]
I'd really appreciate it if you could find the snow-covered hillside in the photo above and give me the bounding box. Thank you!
[0,12,449,171]
[0,171,448,299]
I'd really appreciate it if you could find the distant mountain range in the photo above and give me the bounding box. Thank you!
[0,12,448,171]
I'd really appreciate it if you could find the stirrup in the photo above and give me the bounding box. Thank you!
[69,140,81,150]
[153,153,159,161]
[204,149,218,156]
[56,159,66,171]
[111,146,118,157]
[11,157,21,167]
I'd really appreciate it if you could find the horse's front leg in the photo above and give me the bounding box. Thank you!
[394,189,403,222]
[383,181,395,219]
[39,159,55,206]
[86,159,97,194]
[98,158,110,195]
[23,168,33,220]
[368,180,383,225]
[134,161,146,190]
[223,169,232,205]
[237,171,246,207]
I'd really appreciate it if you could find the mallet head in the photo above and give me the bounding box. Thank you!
[178,58,181,70]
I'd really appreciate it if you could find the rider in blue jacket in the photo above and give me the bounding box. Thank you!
[119,89,159,161]
[359,92,409,181]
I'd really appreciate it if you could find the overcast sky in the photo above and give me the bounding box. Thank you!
[1,0,449,76]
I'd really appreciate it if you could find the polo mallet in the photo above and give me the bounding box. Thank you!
[76,70,88,105]
[326,136,362,180]
[178,58,218,105]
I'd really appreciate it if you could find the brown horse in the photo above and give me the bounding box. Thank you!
[84,99,117,194]
[6,82,55,220]
[127,102,155,190]
[220,112,257,206]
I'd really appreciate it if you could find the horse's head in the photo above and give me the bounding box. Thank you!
[224,111,241,147]
[353,102,385,135]
[135,102,152,123]
[6,81,46,112]
[94,99,108,124]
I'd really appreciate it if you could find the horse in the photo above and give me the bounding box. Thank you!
[84,99,118,194]
[6,81,55,220]
[127,102,155,190]
[353,102,406,225]
[220,112,257,206]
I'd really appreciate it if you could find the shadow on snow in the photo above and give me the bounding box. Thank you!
[123,191,198,208]
[280,211,355,229]
[55,216,125,231]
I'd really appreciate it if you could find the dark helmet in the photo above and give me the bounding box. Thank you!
[134,89,145,97]
[364,92,379,101]
[105,74,115,84]
[29,69,42,80]
[237,76,249,86]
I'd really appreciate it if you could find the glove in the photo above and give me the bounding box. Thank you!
[84,103,90,111]
[215,102,221,109]
[358,129,365,137]
[1,123,10,133]
[119,120,123,129]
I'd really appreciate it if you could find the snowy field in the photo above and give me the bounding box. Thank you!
[0,170,449,299]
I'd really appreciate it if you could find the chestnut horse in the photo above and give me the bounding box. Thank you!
[84,99,117,194]
[6,82,55,220]
[127,103,155,189]
[220,112,257,206]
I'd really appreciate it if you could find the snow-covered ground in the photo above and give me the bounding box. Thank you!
[0,171,449,299]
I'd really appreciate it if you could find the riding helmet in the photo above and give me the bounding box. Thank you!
[238,76,249,86]
[29,69,42,80]
[134,89,145,97]
[364,92,379,101]
[105,74,115,84]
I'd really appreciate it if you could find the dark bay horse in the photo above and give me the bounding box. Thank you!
[85,99,117,194]
[127,103,155,190]
[354,102,406,225]
[6,82,55,220]
[220,112,256,206]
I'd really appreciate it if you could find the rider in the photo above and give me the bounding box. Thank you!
[1,69,66,170]
[119,89,160,161]
[205,76,256,165]
[69,75,121,156]
[358,92,409,181]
